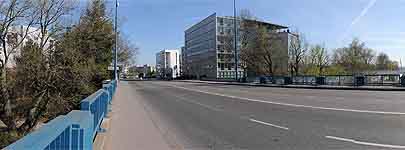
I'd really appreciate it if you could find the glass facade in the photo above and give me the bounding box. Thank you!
[215,16,243,79]
[184,13,290,79]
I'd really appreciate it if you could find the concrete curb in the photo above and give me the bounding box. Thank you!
[178,80,405,91]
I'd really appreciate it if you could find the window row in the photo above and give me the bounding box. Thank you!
[217,71,244,78]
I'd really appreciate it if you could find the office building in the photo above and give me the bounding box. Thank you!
[156,49,180,79]
[183,13,294,79]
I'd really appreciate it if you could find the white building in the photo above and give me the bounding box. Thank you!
[132,64,156,77]
[184,13,293,79]
[0,26,52,68]
[156,49,180,79]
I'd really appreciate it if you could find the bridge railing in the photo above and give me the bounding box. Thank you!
[252,74,405,87]
[80,89,109,138]
[5,80,117,150]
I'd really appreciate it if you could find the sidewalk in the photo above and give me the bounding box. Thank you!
[180,80,405,91]
[95,81,171,150]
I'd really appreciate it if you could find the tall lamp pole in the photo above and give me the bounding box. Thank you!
[114,0,118,80]
[233,0,238,81]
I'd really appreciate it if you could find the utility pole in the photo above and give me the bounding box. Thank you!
[233,0,238,81]
[114,0,118,81]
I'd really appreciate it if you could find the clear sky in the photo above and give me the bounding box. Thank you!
[115,0,405,65]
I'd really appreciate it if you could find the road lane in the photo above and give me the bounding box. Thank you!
[159,81,405,113]
[128,81,405,150]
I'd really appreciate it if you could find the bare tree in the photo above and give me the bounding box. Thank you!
[117,33,138,68]
[17,0,74,133]
[239,10,287,76]
[239,10,266,76]
[288,32,308,76]
[33,0,74,50]
[0,0,36,131]
[258,26,275,75]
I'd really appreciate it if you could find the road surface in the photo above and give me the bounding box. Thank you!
[122,80,405,150]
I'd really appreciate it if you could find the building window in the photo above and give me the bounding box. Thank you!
[219,18,224,25]
[218,27,224,34]
[226,29,232,35]
[217,45,224,52]
[218,38,223,44]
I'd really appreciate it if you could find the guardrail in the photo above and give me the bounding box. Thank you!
[253,74,405,87]
[5,80,117,150]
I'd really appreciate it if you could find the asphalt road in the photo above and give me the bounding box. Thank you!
[127,80,405,150]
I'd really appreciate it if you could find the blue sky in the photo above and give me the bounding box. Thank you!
[114,0,405,65]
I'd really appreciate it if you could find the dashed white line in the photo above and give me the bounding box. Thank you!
[171,94,225,112]
[326,136,405,149]
[249,119,289,130]
[186,100,224,112]
[170,89,291,131]
[166,84,405,115]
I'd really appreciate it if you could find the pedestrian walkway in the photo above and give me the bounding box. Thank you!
[95,81,171,150]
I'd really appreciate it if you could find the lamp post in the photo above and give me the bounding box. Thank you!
[114,0,118,81]
[233,0,238,81]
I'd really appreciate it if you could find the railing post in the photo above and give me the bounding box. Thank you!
[103,84,111,103]
[80,101,90,111]
[101,89,109,118]
[69,111,93,150]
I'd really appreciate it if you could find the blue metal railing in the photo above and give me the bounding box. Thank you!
[5,80,117,150]
[253,74,405,87]
[80,89,109,138]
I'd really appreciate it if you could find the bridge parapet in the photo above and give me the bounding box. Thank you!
[5,80,117,150]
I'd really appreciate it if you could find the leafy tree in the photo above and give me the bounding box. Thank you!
[0,0,36,132]
[67,0,114,88]
[324,64,347,75]
[375,52,398,71]
[376,52,390,70]
[332,39,375,74]
[308,44,329,75]
[0,0,115,148]
[13,40,50,133]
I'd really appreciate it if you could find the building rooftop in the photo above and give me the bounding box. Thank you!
[185,13,289,33]
[219,16,288,29]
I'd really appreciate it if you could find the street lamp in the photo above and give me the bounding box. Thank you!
[114,0,118,81]
[233,0,238,81]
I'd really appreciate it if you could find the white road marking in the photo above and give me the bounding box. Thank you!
[249,118,289,130]
[166,84,405,115]
[186,100,224,112]
[170,94,225,112]
[326,136,405,149]
[170,89,291,131]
